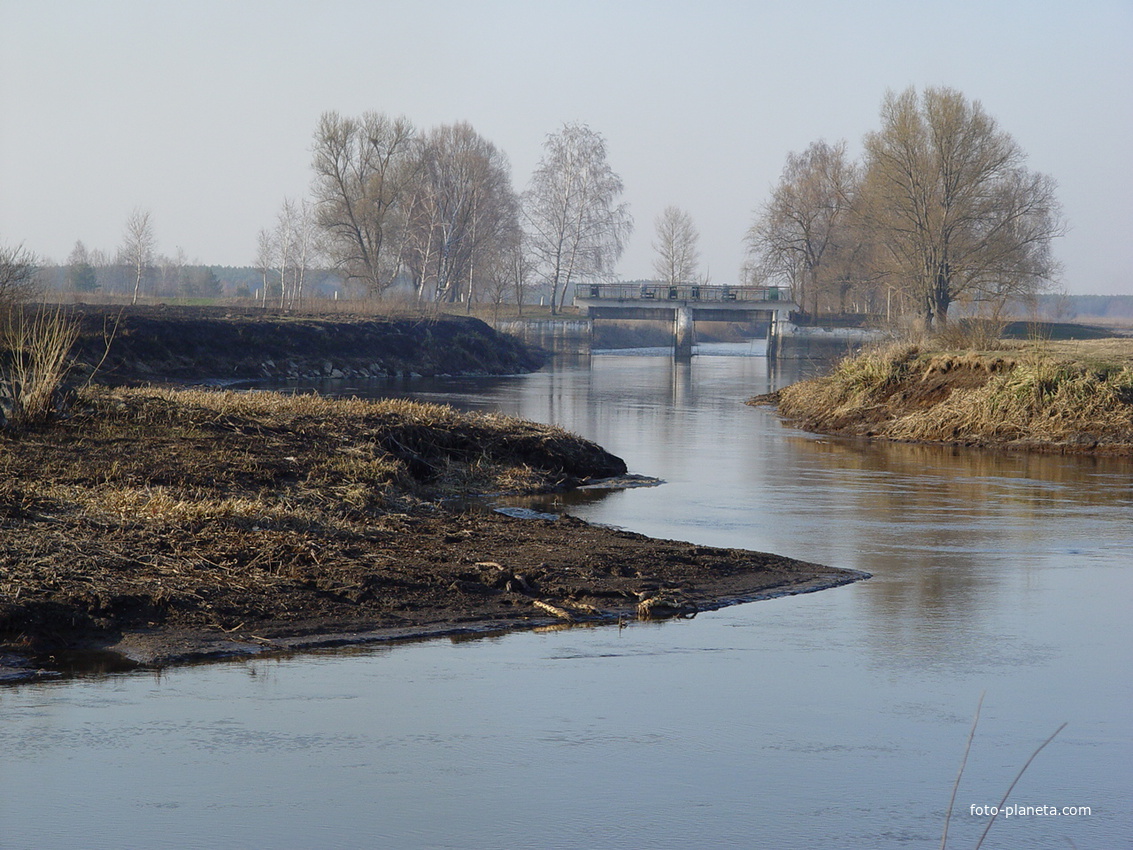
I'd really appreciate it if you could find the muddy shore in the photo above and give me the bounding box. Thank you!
[1,385,858,683]
[3,511,856,681]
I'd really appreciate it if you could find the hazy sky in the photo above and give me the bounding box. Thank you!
[2,0,1131,295]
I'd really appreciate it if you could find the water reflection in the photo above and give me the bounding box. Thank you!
[279,350,1132,662]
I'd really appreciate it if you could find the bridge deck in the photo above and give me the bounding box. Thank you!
[575,283,790,307]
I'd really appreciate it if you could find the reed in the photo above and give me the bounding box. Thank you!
[940,694,1068,850]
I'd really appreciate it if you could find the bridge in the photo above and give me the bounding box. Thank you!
[573,283,797,358]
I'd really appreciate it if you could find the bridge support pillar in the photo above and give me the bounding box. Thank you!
[767,310,780,360]
[674,305,695,359]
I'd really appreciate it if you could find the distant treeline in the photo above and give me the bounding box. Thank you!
[36,263,346,301]
[1051,294,1133,320]
[30,261,1132,320]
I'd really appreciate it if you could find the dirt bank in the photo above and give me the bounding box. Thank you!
[1,387,857,682]
[753,339,1133,454]
[65,304,543,383]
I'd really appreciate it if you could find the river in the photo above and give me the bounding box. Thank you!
[2,345,1130,849]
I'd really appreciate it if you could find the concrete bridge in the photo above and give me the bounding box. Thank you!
[573,283,797,358]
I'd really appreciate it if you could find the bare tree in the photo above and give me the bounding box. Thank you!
[275,200,295,309]
[400,175,440,302]
[481,244,516,321]
[290,198,320,309]
[470,221,530,321]
[86,248,127,296]
[156,247,188,297]
[310,111,417,296]
[859,87,1064,328]
[652,206,701,287]
[745,140,857,317]
[267,197,321,310]
[523,123,633,314]
[65,241,97,294]
[505,231,535,315]
[255,229,274,307]
[401,122,520,306]
[120,209,156,305]
[967,167,1064,322]
[0,242,41,307]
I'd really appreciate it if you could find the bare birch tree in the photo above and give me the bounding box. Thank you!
[523,123,633,314]
[255,228,274,307]
[401,123,519,305]
[270,198,321,310]
[289,198,320,309]
[652,206,701,287]
[120,209,156,305]
[400,176,440,302]
[275,200,295,309]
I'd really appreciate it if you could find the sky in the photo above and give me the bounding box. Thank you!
[1,0,1131,295]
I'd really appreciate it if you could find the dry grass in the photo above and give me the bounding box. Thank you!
[1037,338,1133,368]
[81,386,624,491]
[931,318,1007,351]
[0,386,625,601]
[0,385,628,576]
[776,338,1133,453]
[36,385,626,524]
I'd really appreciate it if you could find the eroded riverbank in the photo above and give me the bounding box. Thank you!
[65,304,544,383]
[754,338,1133,454]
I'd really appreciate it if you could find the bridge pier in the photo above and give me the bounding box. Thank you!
[674,305,695,359]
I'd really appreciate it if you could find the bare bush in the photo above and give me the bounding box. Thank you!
[0,243,41,307]
[1,304,81,430]
[933,318,1007,351]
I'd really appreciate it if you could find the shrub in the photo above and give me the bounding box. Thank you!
[0,304,81,430]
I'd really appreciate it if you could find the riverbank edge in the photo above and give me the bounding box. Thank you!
[1,567,869,684]
[64,304,545,384]
[1,386,865,684]
[749,340,1133,456]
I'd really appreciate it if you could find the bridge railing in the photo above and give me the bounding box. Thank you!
[575,283,788,303]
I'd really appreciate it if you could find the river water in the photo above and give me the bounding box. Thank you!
[2,345,1130,849]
